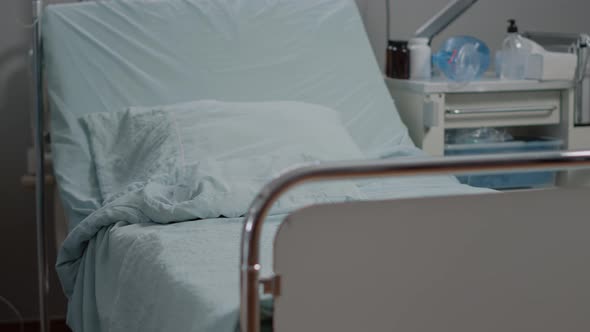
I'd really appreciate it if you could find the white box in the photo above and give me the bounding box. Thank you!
[525,52,577,81]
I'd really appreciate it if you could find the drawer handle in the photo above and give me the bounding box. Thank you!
[445,106,557,116]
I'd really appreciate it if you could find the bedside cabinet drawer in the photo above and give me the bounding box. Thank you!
[444,91,561,128]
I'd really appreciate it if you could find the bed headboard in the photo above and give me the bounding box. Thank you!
[43,0,411,227]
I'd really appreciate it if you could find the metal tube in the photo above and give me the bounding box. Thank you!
[32,0,49,331]
[415,0,479,41]
[575,38,589,124]
[385,0,391,42]
[240,150,590,332]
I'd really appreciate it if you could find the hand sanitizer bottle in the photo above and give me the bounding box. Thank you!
[500,19,531,80]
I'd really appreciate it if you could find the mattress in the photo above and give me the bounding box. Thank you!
[42,0,493,330]
[43,0,413,229]
[67,178,490,332]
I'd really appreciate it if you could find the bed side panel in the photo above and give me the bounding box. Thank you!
[274,189,590,332]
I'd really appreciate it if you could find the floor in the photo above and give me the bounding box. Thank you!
[0,320,71,332]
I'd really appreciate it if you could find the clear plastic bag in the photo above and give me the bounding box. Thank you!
[446,127,513,144]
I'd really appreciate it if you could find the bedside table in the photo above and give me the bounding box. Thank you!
[386,77,590,186]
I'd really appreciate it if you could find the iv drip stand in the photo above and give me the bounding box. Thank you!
[32,0,50,331]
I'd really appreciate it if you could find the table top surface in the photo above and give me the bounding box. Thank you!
[386,76,574,94]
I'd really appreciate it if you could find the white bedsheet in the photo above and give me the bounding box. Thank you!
[44,0,412,229]
[59,99,492,331]
[66,176,491,332]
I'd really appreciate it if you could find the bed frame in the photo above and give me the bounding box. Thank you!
[30,1,590,332]
[239,152,590,331]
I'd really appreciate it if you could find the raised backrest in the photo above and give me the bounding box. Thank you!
[43,0,411,227]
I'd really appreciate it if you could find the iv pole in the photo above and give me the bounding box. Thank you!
[32,0,49,331]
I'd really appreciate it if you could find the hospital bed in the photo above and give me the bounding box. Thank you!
[30,0,590,331]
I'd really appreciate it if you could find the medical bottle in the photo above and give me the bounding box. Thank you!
[390,41,410,79]
[386,41,395,77]
[500,19,531,80]
[408,38,432,79]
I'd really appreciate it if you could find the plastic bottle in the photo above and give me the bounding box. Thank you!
[408,38,431,79]
[432,36,490,82]
[500,19,531,80]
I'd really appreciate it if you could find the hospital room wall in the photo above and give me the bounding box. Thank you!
[0,0,589,324]
[0,0,69,323]
[357,0,590,71]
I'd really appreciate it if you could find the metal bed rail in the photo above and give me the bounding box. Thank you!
[240,150,590,332]
[31,0,49,331]
[32,1,88,330]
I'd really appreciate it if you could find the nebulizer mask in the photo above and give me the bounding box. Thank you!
[432,36,491,84]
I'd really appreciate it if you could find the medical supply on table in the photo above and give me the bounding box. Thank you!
[446,137,563,189]
[432,36,490,82]
[445,127,513,144]
[494,51,502,77]
[408,38,431,79]
[516,31,577,81]
[523,32,590,125]
[496,33,578,81]
[525,50,577,81]
[386,40,410,79]
[386,41,394,77]
[500,19,533,80]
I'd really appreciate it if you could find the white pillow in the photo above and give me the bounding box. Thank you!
[80,100,366,220]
